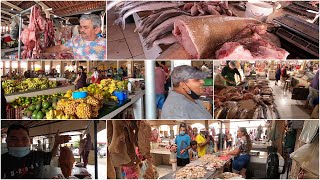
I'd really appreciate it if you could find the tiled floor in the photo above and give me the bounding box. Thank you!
[107,10,145,60]
[269,80,311,119]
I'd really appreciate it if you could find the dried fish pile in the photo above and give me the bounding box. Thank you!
[214,80,280,119]
[175,166,207,179]
[198,154,224,167]
[219,172,244,179]
[109,1,237,48]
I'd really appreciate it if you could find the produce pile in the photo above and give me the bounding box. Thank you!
[2,78,58,94]
[214,80,280,119]
[109,1,237,49]
[8,79,128,119]
[16,93,65,119]
[175,166,206,179]
[46,79,128,119]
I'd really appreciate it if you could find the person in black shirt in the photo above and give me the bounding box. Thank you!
[2,124,70,179]
[221,61,242,86]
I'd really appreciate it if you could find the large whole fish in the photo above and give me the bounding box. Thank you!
[115,2,181,29]
[172,15,259,59]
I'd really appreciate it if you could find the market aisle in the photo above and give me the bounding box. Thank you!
[156,165,178,178]
[87,157,106,179]
[269,80,311,119]
[107,9,145,59]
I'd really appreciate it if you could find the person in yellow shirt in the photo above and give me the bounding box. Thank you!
[195,129,209,157]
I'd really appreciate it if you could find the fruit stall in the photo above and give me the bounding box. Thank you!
[214,60,319,119]
[107,1,318,60]
[1,1,106,60]
[3,78,145,120]
[1,120,106,179]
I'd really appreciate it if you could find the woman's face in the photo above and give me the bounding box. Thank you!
[237,129,244,138]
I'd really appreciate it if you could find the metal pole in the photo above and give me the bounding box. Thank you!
[18,15,22,60]
[94,121,98,179]
[220,121,223,150]
[145,60,156,119]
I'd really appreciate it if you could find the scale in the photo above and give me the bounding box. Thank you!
[273,14,319,58]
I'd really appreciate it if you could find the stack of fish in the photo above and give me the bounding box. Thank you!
[214,80,280,119]
[107,1,237,48]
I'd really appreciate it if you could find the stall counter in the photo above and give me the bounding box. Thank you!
[5,85,75,103]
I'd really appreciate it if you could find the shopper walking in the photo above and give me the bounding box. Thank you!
[155,62,167,118]
[73,66,87,89]
[175,125,191,166]
[275,64,281,86]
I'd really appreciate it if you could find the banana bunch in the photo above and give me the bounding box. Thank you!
[46,109,76,119]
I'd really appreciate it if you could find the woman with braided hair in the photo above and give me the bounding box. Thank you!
[226,127,252,178]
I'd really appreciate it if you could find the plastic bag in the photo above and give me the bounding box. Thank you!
[290,139,319,176]
[299,120,319,143]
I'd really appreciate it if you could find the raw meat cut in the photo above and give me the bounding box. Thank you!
[216,24,289,60]
[172,15,259,59]
[59,147,75,178]
[137,121,152,159]
[20,5,55,59]
[216,34,289,60]
[107,151,116,179]
[108,120,131,167]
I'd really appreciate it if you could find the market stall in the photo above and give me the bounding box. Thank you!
[1,120,106,179]
[214,60,319,119]
[107,1,319,60]
[1,1,106,60]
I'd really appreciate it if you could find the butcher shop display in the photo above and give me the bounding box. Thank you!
[20,5,55,59]
[18,4,74,59]
[214,80,281,119]
[107,120,158,179]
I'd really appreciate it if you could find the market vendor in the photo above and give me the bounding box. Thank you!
[43,14,106,60]
[225,127,252,178]
[90,67,100,84]
[73,66,87,89]
[1,124,70,179]
[221,61,242,86]
[161,65,212,119]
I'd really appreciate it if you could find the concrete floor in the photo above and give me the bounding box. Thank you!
[107,10,145,60]
[269,80,312,119]
[86,157,106,179]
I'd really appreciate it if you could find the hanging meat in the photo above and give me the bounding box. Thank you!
[20,5,55,59]
[107,120,155,178]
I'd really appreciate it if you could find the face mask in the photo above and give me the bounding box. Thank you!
[180,131,186,136]
[8,146,31,157]
[184,83,200,100]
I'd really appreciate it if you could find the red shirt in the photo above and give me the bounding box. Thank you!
[155,67,166,94]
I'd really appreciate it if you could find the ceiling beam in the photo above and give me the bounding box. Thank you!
[1,10,15,17]
[1,1,23,11]
[34,1,51,11]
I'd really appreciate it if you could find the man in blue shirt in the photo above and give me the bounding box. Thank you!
[175,125,191,166]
